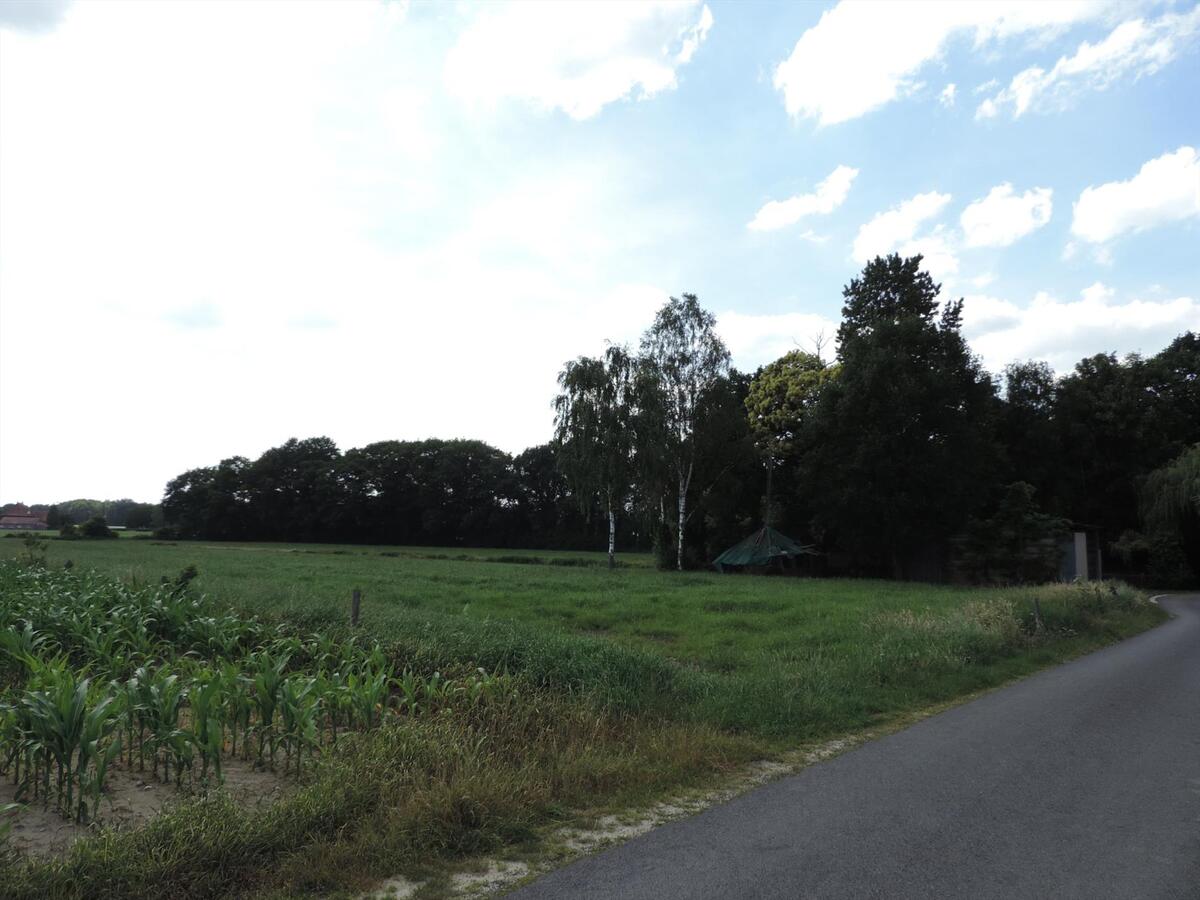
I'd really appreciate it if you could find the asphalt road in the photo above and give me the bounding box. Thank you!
[512,595,1200,900]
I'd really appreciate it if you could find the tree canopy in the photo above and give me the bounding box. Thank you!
[801,254,999,577]
[150,262,1197,585]
[554,345,639,567]
[640,293,731,569]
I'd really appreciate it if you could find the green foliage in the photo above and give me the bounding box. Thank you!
[159,438,596,549]
[1110,529,1192,587]
[173,564,199,590]
[0,558,759,897]
[745,350,836,460]
[639,293,732,569]
[0,562,530,833]
[19,534,47,567]
[554,345,639,567]
[1050,334,1200,544]
[957,483,1070,584]
[78,517,118,540]
[744,350,837,529]
[36,499,159,529]
[1139,444,1200,580]
[0,542,1163,741]
[802,254,999,576]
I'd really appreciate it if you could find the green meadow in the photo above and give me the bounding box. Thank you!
[0,537,1166,741]
[0,538,1167,898]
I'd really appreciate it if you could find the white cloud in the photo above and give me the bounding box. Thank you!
[0,1,706,502]
[853,191,952,259]
[852,192,961,282]
[747,165,859,232]
[444,1,713,120]
[1071,146,1200,243]
[939,83,957,107]
[961,184,1053,247]
[976,8,1200,119]
[898,231,960,282]
[797,229,831,244]
[717,311,840,370]
[960,282,1200,373]
[773,1,1117,125]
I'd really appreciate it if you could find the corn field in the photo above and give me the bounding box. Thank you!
[0,561,514,827]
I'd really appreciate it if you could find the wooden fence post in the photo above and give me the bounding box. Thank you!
[351,588,362,627]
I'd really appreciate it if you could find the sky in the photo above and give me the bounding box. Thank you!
[1,0,1198,504]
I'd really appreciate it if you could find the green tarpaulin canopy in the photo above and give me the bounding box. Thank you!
[713,525,816,572]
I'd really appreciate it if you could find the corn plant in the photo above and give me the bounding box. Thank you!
[5,665,124,822]
[0,559,536,840]
[346,664,391,728]
[249,650,290,766]
[76,695,122,821]
[277,676,320,778]
[187,672,224,781]
[220,662,253,759]
[23,667,90,817]
[143,669,186,782]
[0,622,46,673]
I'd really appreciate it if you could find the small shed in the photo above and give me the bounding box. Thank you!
[713,525,817,573]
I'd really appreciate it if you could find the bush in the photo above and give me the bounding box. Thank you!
[79,516,118,540]
[956,483,1068,584]
[1111,529,1193,587]
[59,523,80,540]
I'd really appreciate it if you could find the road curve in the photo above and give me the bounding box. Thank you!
[512,595,1200,900]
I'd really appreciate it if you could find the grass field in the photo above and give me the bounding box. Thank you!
[0,529,154,540]
[0,538,1167,739]
[0,538,1167,898]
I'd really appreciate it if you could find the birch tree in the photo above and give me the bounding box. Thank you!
[553,345,637,569]
[639,294,730,570]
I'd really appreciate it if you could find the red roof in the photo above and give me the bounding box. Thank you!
[0,514,47,529]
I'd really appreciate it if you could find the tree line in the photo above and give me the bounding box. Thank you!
[159,254,1199,584]
[1,499,160,530]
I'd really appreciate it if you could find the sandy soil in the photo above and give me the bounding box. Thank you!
[0,756,287,857]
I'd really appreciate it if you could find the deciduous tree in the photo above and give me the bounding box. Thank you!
[746,349,836,524]
[639,294,731,570]
[554,346,638,568]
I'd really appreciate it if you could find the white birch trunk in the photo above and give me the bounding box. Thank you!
[676,465,691,571]
[607,500,616,570]
[676,489,686,571]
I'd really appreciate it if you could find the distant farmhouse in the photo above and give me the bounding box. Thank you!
[0,504,48,530]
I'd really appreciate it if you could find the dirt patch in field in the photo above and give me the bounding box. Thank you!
[371,875,426,899]
[451,861,531,895]
[556,758,797,855]
[1,756,288,858]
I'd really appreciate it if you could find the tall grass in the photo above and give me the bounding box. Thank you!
[282,578,1161,738]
